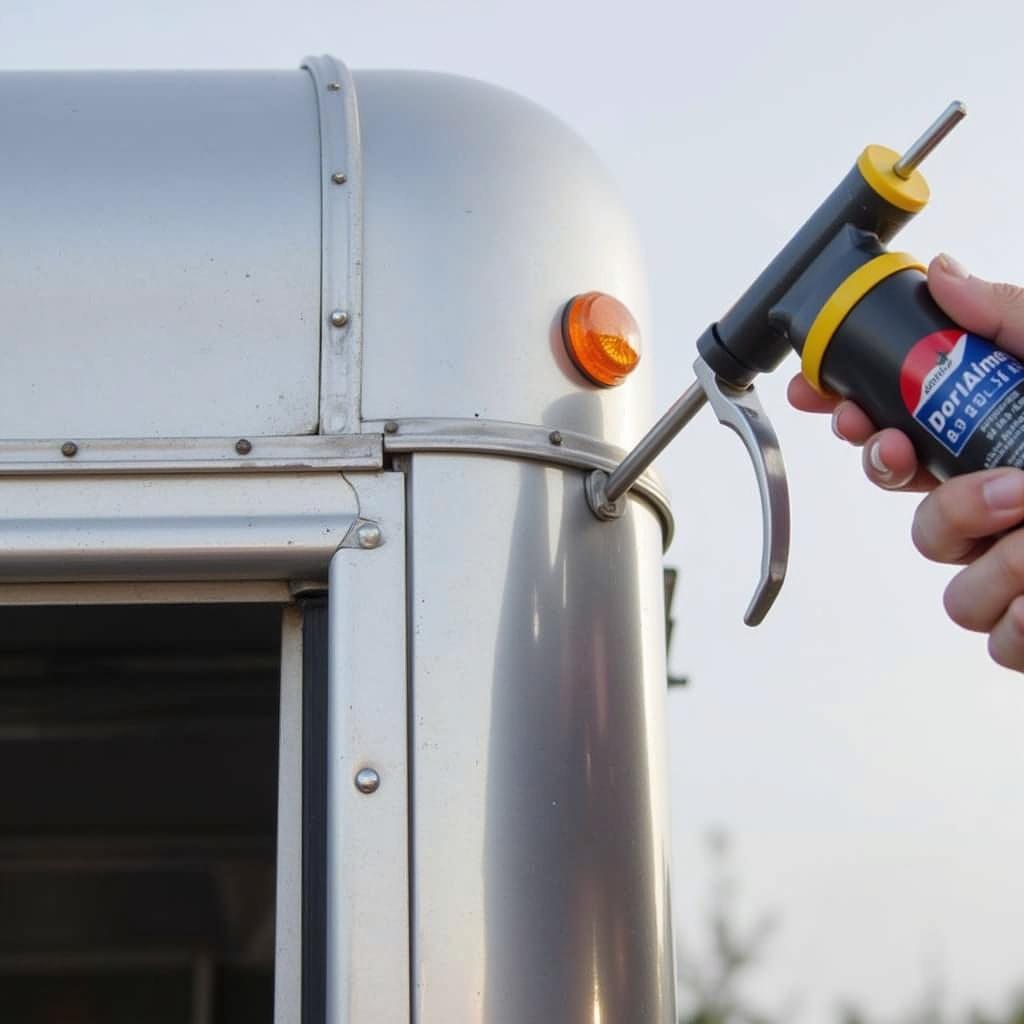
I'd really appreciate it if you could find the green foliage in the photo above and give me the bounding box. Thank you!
[676,831,783,1024]
[678,833,1024,1024]
[838,988,1024,1022]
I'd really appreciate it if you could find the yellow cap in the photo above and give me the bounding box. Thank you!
[856,144,931,213]
[801,252,926,395]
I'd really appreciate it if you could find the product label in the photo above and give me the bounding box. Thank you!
[900,329,1024,456]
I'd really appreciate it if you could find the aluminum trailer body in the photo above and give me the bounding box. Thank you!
[0,58,676,1024]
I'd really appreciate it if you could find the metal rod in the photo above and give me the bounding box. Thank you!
[892,100,967,179]
[605,379,708,502]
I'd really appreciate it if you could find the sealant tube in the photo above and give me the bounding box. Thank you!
[773,228,1024,480]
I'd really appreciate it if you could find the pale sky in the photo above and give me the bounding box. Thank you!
[3,0,1023,1018]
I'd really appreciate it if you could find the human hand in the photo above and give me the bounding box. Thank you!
[912,467,1024,669]
[788,253,1024,668]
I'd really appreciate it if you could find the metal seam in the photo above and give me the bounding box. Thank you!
[374,418,675,547]
[301,55,364,435]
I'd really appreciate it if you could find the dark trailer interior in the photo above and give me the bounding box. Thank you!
[0,603,283,1024]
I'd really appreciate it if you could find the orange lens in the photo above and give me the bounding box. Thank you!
[561,292,641,387]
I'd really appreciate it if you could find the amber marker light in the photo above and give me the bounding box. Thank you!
[561,291,642,387]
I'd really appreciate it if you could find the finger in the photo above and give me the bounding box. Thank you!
[787,374,838,414]
[861,430,934,491]
[912,468,1024,563]
[786,374,880,446]
[928,255,1024,351]
[944,529,1024,632]
[832,401,876,445]
[987,595,1024,672]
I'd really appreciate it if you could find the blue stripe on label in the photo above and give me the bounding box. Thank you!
[915,334,1024,455]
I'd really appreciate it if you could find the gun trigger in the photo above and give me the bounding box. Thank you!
[693,358,791,626]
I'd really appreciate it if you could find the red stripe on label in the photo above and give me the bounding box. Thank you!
[900,329,962,413]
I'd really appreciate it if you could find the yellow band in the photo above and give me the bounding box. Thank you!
[856,145,930,213]
[801,252,926,395]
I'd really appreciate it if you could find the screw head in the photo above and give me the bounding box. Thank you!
[329,309,349,328]
[326,81,342,91]
[235,438,252,455]
[60,441,78,458]
[355,767,380,794]
[331,171,348,185]
[383,420,399,435]
[356,523,383,550]
[548,430,563,446]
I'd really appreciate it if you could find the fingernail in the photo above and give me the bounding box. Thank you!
[938,252,969,279]
[831,404,847,442]
[982,471,1024,511]
[868,440,890,476]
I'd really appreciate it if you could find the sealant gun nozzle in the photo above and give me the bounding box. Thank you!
[892,100,967,180]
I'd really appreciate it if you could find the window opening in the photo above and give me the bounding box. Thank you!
[0,603,283,1024]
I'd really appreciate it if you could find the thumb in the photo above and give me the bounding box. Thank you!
[927,254,1024,353]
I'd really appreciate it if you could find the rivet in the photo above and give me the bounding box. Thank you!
[548,430,563,446]
[331,171,348,185]
[355,767,380,794]
[356,523,382,549]
[326,81,342,92]
[235,438,253,455]
[383,420,399,435]
[330,309,349,328]
[61,441,78,458]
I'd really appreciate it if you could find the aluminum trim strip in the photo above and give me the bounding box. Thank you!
[326,474,410,1024]
[0,581,292,606]
[0,435,381,475]
[0,473,360,583]
[370,416,675,547]
[302,55,364,435]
